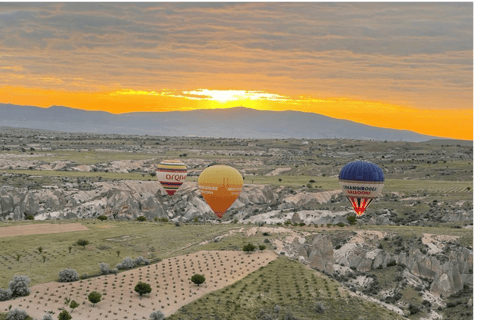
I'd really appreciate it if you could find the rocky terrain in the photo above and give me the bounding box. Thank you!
[0,127,473,319]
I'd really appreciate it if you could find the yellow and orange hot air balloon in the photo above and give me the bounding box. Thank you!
[198,165,243,219]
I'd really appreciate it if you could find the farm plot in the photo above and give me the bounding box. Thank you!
[0,223,88,238]
[0,250,276,319]
[168,256,405,320]
[0,221,238,288]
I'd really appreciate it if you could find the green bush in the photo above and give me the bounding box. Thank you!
[69,300,79,312]
[77,239,89,249]
[25,215,34,221]
[137,216,147,222]
[191,274,206,286]
[134,282,152,296]
[87,291,102,306]
[347,215,356,225]
[243,243,256,253]
[259,245,266,251]
[97,215,108,221]
[57,310,72,320]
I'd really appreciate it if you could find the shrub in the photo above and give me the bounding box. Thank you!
[25,215,34,220]
[408,304,421,315]
[191,274,206,286]
[150,310,165,320]
[314,301,325,313]
[134,282,152,296]
[97,215,108,221]
[299,222,306,227]
[422,300,432,308]
[99,262,110,275]
[57,310,72,320]
[6,309,29,320]
[259,245,266,251]
[284,313,298,320]
[116,257,136,270]
[347,215,356,225]
[243,243,256,253]
[337,223,345,227]
[326,223,332,228]
[158,217,169,222]
[58,269,79,282]
[0,288,12,301]
[42,314,53,320]
[137,216,147,222]
[134,256,150,266]
[175,221,181,227]
[77,239,89,249]
[87,291,102,306]
[9,276,30,297]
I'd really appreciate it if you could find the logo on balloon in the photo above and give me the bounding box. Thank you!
[166,174,186,181]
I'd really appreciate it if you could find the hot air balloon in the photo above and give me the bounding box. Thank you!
[156,160,188,196]
[338,160,384,216]
[198,165,243,219]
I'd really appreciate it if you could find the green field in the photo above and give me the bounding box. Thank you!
[168,256,404,320]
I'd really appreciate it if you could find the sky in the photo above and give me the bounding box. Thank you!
[0,3,473,140]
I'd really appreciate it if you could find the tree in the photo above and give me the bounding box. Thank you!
[58,269,79,282]
[243,243,256,253]
[69,300,79,313]
[150,310,165,320]
[77,239,89,249]
[191,274,206,286]
[6,308,29,320]
[8,275,30,297]
[347,215,356,225]
[88,291,102,306]
[258,245,266,251]
[134,282,152,296]
[57,310,72,320]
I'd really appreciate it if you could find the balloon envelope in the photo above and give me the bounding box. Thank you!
[156,160,188,196]
[338,160,384,216]
[198,165,243,219]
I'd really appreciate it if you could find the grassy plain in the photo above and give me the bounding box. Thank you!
[0,220,237,288]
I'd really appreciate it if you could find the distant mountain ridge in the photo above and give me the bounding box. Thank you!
[0,103,442,141]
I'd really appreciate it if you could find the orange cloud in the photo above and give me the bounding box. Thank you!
[0,86,472,140]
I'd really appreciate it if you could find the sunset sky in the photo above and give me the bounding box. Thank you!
[0,3,473,140]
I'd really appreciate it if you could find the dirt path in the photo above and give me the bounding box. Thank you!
[0,223,89,238]
[0,250,277,319]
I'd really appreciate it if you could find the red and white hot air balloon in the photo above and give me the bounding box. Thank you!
[155,160,188,196]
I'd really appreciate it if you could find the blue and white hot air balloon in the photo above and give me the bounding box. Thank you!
[339,160,384,216]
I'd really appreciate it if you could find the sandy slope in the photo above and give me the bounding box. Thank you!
[0,250,277,319]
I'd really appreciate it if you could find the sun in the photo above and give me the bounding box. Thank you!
[182,89,289,104]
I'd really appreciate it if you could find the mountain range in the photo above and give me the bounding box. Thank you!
[0,103,441,141]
